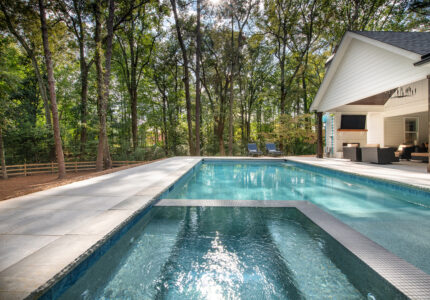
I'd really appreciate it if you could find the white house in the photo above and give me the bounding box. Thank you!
[311,31,430,163]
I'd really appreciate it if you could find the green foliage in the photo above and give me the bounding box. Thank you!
[264,114,317,155]
[0,0,425,165]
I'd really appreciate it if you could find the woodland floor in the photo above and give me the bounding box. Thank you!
[0,159,165,201]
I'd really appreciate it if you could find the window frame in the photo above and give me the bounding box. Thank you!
[404,117,419,144]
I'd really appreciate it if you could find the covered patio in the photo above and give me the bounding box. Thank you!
[312,31,430,171]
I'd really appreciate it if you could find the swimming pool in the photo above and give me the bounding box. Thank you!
[164,159,430,275]
[59,206,403,299]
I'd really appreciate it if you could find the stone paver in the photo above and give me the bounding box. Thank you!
[0,157,200,299]
[287,156,430,190]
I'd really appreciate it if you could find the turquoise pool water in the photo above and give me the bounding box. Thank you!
[60,207,402,299]
[165,160,430,275]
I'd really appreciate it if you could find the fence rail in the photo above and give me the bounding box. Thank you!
[3,160,145,177]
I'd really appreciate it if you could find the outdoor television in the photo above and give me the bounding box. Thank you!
[340,115,366,130]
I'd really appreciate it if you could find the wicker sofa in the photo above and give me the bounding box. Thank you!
[394,144,415,160]
[343,144,361,162]
[361,144,398,164]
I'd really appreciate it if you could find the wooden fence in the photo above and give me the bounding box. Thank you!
[4,161,145,177]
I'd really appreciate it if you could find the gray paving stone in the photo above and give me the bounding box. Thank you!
[0,235,60,272]
[0,157,201,298]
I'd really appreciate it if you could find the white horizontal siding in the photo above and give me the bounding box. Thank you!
[384,111,428,147]
[319,39,429,112]
[384,79,428,117]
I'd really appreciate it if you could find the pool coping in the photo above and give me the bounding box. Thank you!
[157,199,430,299]
[15,157,430,299]
[286,156,430,193]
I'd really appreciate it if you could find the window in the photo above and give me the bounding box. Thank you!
[404,118,418,144]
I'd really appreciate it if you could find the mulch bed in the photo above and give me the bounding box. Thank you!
[0,159,165,201]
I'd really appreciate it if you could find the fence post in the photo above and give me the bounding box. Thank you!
[75,161,77,173]
[24,163,27,176]
[51,162,54,174]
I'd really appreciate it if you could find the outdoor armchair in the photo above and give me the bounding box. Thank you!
[343,144,361,162]
[248,143,263,156]
[265,143,282,156]
[361,145,398,164]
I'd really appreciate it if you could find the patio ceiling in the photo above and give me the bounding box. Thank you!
[347,89,396,105]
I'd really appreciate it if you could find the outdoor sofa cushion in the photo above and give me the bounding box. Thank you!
[411,152,429,163]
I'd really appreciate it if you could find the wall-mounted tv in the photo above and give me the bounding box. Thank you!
[341,115,366,129]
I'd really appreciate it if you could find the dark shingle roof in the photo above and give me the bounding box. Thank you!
[352,31,430,56]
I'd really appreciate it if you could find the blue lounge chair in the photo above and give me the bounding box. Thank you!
[248,143,263,156]
[266,143,282,156]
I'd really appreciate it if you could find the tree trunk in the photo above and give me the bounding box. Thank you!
[38,0,66,179]
[170,0,194,155]
[162,93,168,155]
[279,42,287,114]
[79,59,89,157]
[0,128,7,180]
[131,88,138,150]
[94,0,105,171]
[228,15,234,156]
[217,122,225,156]
[195,0,202,156]
[30,57,51,127]
[95,0,113,171]
[129,17,139,151]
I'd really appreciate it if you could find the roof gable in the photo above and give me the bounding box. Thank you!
[311,32,430,112]
[352,31,430,56]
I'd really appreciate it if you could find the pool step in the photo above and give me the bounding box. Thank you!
[154,206,304,299]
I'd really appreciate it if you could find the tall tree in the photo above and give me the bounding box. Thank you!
[0,1,51,127]
[195,0,202,155]
[115,0,160,150]
[261,0,300,114]
[94,0,113,170]
[57,0,93,157]
[38,0,66,178]
[170,0,194,155]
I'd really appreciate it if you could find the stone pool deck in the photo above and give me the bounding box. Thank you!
[287,156,430,190]
[1,156,430,299]
[0,157,200,299]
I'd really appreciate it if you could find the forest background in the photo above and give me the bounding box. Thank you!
[0,0,428,178]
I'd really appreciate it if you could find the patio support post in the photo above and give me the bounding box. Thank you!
[316,112,323,158]
[427,75,430,173]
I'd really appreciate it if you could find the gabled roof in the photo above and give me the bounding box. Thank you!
[310,31,430,112]
[352,31,430,56]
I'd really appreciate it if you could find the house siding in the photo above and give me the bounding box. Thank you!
[384,111,428,147]
[319,39,428,112]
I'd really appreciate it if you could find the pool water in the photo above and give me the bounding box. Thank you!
[165,160,430,275]
[60,207,401,299]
